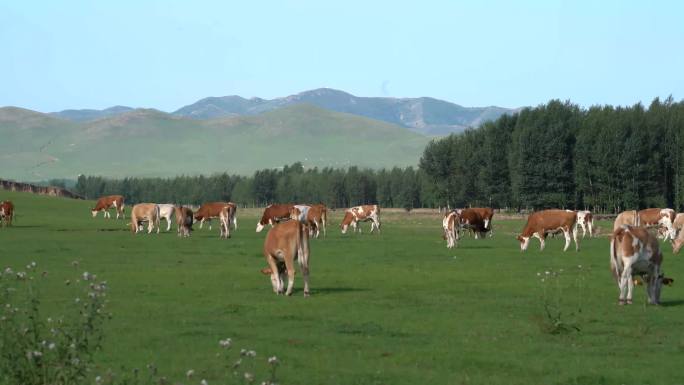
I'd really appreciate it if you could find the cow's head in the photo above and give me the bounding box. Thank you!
[659,210,677,239]
[516,235,530,251]
[256,218,272,233]
[340,212,354,234]
[91,209,99,218]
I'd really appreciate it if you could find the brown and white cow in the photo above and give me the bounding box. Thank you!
[457,208,491,239]
[195,202,237,231]
[256,204,294,232]
[442,210,460,249]
[290,204,327,238]
[174,206,194,237]
[575,210,594,238]
[0,201,14,227]
[130,203,160,234]
[517,209,579,252]
[340,205,381,234]
[262,220,310,296]
[219,204,236,239]
[671,214,684,254]
[614,208,676,239]
[610,225,664,305]
[660,212,684,241]
[310,203,328,237]
[91,195,125,219]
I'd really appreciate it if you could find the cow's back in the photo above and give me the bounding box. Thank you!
[614,210,638,231]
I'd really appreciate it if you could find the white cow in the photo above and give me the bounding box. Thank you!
[157,204,176,232]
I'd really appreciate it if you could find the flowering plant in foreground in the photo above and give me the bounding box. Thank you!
[0,262,110,385]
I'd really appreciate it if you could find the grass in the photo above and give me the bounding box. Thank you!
[1,190,684,384]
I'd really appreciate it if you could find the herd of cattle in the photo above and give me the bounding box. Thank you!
[2,193,682,304]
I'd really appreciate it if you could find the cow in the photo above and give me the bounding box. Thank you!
[290,204,327,238]
[614,208,676,239]
[517,209,579,252]
[660,213,684,241]
[256,204,294,232]
[610,225,665,305]
[0,201,14,227]
[195,202,237,231]
[575,210,594,238]
[91,195,125,219]
[310,203,328,237]
[219,204,236,239]
[130,203,160,234]
[340,205,381,234]
[442,210,460,249]
[470,207,494,236]
[174,206,194,237]
[457,208,491,239]
[157,204,176,232]
[262,220,310,296]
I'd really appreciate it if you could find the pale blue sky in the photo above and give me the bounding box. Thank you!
[1,0,682,112]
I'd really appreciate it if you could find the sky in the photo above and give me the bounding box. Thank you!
[1,0,683,112]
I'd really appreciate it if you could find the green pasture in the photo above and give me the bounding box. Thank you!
[1,191,684,385]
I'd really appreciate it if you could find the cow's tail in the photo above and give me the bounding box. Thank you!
[297,222,310,270]
[130,212,138,234]
[155,205,161,229]
[610,228,624,282]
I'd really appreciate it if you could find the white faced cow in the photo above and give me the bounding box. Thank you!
[614,208,676,240]
[91,195,125,219]
[340,205,381,234]
[517,209,579,252]
[575,210,594,238]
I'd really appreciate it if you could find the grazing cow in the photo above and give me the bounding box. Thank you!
[174,206,194,237]
[442,210,460,249]
[517,209,579,252]
[130,203,160,234]
[256,204,294,232]
[91,195,125,219]
[340,205,381,234]
[457,208,491,239]
[195,202,237,231]
[575,210,594,238]
[610,225,665,305]
[262,220,310,296]
[157,204,176,232]
[219,204,236,239]
[0,201,14,227]
[614,208,676,239]
[470,207,494,236]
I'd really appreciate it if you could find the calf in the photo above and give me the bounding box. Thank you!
[130,203,160,234]
[91,195,125,219]
[442,210,460,249]
[262,220,310,296]
[340,205,381,234]
[256,204,294,232]
[610,225,664,305]
[0,201,14,227]
[158,204,176,232]
[517,209,579,252]
[174,206,194,237]
[575,210,594,238]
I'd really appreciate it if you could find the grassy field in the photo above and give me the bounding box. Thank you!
[1,190,684,384]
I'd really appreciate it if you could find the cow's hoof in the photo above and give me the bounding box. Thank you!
[618,299,626,305]
[626,299,633,305]
[304,291,310,297]
[286,292,293,297]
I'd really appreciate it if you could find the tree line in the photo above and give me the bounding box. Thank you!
[420,97,684,212]
[75,163,438,209]
[75,97,684,212]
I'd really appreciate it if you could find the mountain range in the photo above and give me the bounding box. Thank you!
[50,88,516,135]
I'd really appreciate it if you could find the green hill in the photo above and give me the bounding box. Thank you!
[0,104,429,181]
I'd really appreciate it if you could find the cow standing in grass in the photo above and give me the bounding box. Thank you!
[130,203,160,234]
[457,208,491,239]
[517,209,579,252]
[290,204,327,238]
[261,220,310,296]
[91,195,125,219]
[0,201,14,227]
[219,205,236,239]
[575,210,594,238]
[340,205,381,234]
[610,225,665,305]
[442,210,460,248]
[614,208,676,239]
[256,204,294,232]
[175,206,194,237]
[195,202,237,232]
[157,204,176,232]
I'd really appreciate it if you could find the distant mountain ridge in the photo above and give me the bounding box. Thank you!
[49,88,517,135]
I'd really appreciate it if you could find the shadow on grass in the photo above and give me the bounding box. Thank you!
[659,299,684,307]
[312,287,370,295]
[96,228,129,232]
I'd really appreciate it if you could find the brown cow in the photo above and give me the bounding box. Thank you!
[174,206,194,237]
[517,209,579,252]
[0,201,14,227]
[91,195,125,219]
[457,208,491,239]
[614,208,676,239]
[262,220,310,296]
[130,203,160,234]
[195,202,237,231]
[442,210,460,248]
[340,205,381,234]
[311,203,328,237]
[256,204,294,232]
[610,225,664,305]
[290,204,327,238]
[219,204,236,239]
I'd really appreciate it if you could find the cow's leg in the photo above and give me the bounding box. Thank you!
[266,257,281,294]
[562,229,572,251]
[284,257,296,296]
[618,265,632,305]
[533,232,545,250]
[166,217,171,232]
[572,227,579,251]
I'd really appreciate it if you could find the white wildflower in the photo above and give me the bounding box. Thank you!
[48,342,56,350]
[186,369,194,378]
[244,372,254,382]
[4,267,13,274]
[95,376,102,384]
[247,350,256,357]
[219,338,232,348]
[16,272,27,280]
[268,356,279,365]
[83,272,91,281]
[200,379,208,385]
